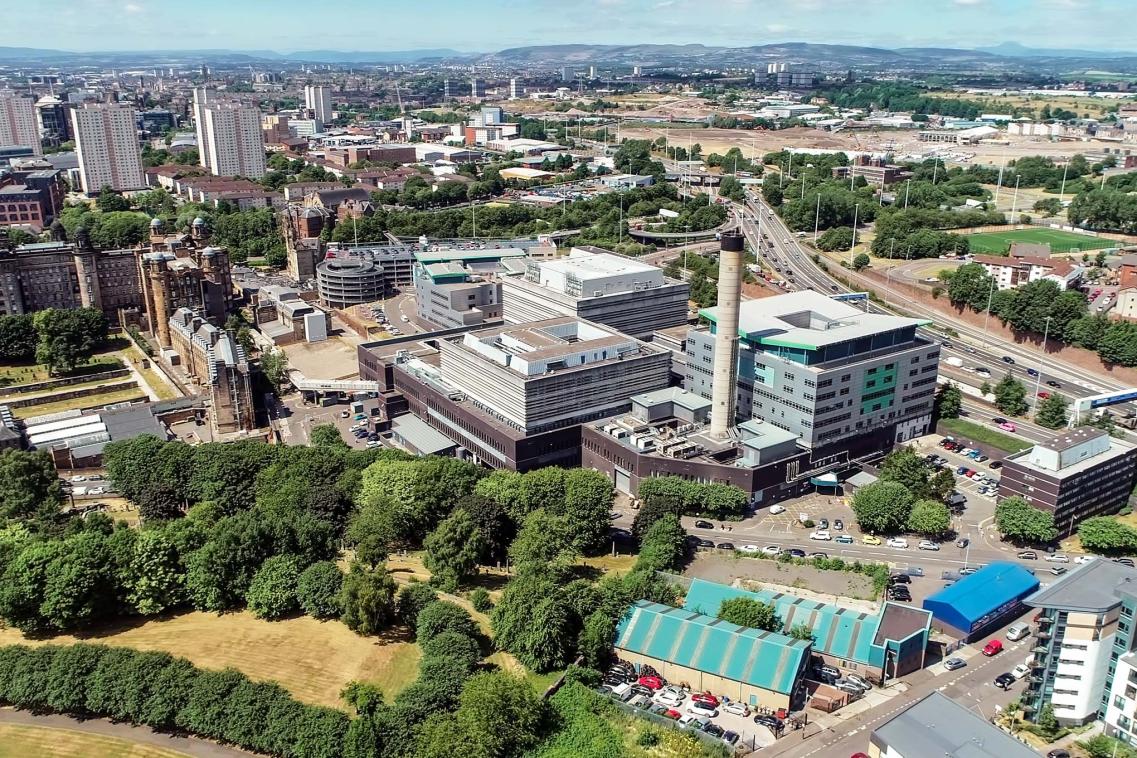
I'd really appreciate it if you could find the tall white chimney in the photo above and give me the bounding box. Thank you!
[710,232,745,438]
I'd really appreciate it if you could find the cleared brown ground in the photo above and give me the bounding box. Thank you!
[0,724,189,758]
[0,611,421,711]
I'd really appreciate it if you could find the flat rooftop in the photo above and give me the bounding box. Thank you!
[451,317,647,375]
[1026,557,1137,613]
[700,290,929,351]
[1005,431,1134,478]
[414,247,528,265]
[540,248,660,281]
[872,692,1040,758]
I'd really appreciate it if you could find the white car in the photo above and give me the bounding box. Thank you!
[738,544,762,554]
[654,689,684,707]
[887,538,909,549]
[723,701,749,717]
[1044,554,1070,563]
[768,505,786,515]
[760,545,781,555]
[1011,663,1031,680]
[918,540,940,551]
[810,530,832,541]
[1074,555,1094,564]
[70,475,88,483]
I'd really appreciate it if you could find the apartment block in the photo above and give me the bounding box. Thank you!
[1025,559,1137,726]
[975,254,1083,291]
[71,104,145,193]
[999,427,1137,537]
[501,246,689,340]
[0,91,41,155]
[685,290,938,462]
[304,85,333,128]
[199,100,266,179]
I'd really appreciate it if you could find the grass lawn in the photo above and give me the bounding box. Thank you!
[939,417,1032,454]
[966,228,1114,255]
[0,610,421,711]
[0,354,122,385]
[11,386,146,419]
[123,346,179,401]
[0,724,189,758]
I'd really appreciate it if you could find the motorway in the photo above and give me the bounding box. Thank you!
[734,195,1137,440]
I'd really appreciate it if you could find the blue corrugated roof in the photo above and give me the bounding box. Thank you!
[614,601,810,695]
[922,562,1039,625]
[684,578,911,667]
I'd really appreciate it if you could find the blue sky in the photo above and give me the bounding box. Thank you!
[3,0,1133,52]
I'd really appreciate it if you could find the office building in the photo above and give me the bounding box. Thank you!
[471,78,485,100]
[168,308,255,434]
[71,104,145,194]
[34,95,70,146]
[443,79,451,100]
[304,85,333,127]
[869,692,1040,758]
[195,95,266,179]
[501,247,689,340]
[360,317,671,470]
[509,79,521,100]
[251,285,330,345]
[413,260,501,329]
[999,427,1137,537]
[686,290,939,461]
[139,108,176,135]
[0,92,41,156]
[614,601,810,712]
[1025,558,1137,727]
[685,579,932,679]
[0,241,139,319]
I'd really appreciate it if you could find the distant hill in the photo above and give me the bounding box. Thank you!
[974,42,1137,59]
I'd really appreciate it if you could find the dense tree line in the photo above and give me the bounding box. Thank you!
[946,265,1137,367]
[869,206,1005,259]
[0,644,349,758]
[0,308,109,374]
[1067,188,1137,233]
[634,475,749,521]
[812,83,996,119]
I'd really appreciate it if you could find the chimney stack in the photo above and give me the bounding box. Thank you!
[710,231,745,438]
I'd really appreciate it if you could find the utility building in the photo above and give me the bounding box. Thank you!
[922,562,1039,641]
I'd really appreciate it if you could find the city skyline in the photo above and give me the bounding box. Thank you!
[2,0,1135,55]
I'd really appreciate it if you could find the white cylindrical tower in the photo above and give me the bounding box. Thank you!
[710,231,745,438]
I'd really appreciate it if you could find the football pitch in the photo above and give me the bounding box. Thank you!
[966,228,1115,255]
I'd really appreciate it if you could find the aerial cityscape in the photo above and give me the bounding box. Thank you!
[6,2,1137,757]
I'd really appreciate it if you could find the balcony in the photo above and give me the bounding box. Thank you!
[1032,645,1050,654]
[1037,615,1055,624]
[1037,629,1052,640]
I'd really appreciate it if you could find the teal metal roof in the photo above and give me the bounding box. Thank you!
[614,601,809,695]
[683,579,928,666]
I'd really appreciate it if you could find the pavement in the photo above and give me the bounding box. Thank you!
[273,393,385,449]
[0,707,256,758]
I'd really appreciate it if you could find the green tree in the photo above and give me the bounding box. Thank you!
[634,514,687,572]
[1035,393,1069,429]
[630,495,683,540]
[0,314,36,361]
[907,500,952,537]
[416,601,478,644]
[440,671,546,758]
[260,349,289,393]
[245,555,304,620]
[423,508,485,591]
[297,561,344,619]
[879,447,940,501]
[716,597,782,632]
[339,562,397,636]
[816,226,853,252]
[788,622,815,641]
[127,529,186,615]
[0,449,64,521]
[936,382,963,420]
[1078,517,1137,555]
[852,481,915,534]
[32,307,108,375]
[995,496,1058,544]
[994,372,1029,416]
[852,252,870,270]
[309,424,347,448]
[96,186,131,212]
[397,583,439,631]
[508,510,578,570]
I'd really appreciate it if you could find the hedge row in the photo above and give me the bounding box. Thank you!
[0,643,348,758]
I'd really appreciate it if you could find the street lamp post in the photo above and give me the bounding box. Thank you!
[1010,176,1021,222]
[904,178,911,209]
[887,239,895,283]
[849,204,860,267]
[983,275,997,333]
[813,193,821,243]
[1033,316,1053,408]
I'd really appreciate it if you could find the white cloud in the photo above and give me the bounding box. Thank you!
[953,0,984,5]
[124,2,143,12]
[766,23,790,33]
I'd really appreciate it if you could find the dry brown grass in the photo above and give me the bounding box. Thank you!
[0,724,189,758]
[0,611,421,711]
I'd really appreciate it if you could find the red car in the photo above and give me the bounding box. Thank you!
[982,639,1004,656]
[692,692,720,707]
[663,708,681,720]
[637,675,664,690]
[1038,391,1050,399]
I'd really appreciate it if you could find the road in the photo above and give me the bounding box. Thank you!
[736,195,1137,436]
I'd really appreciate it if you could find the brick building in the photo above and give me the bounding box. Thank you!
[168,308,255,434]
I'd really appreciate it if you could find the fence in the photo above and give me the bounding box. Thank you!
[0,368,130,399]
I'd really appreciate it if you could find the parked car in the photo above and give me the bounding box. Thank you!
[887,538,909,549]
[1006,623,1031,641]
[760,545,780,555]
[717,542,735,550]
[862,535,882,546]
[637,676,663,690]
[834,519,844,531]
[1012,663,1032,679]
[784,548,806,559]
[687,701,718,718]
[694,519,714,529]
[982,639,1004,656]
[628,694,652,709]
[691,692,720,707]
[994,672,1016,690]
[1050,566,1069,576]
[754,713,785,730]
[1017,550,1037,560]
[768,505,786,514]
[654,689,683,708]
[721,730,740,746]
[815,664,841,680]
[738,545,762,553]
[703,723,725,739]
[918,540,940,551]
[1075,555,1094,564]
[818,518,829,529]
[695,538,715,548]
[836,534,854,544]
[889,573,911,584]
[1044,553,1070,563]
[661,708,681,720]
[944,657,967,671]
[810,552,829,559]
[723,701,750,717]
[959,566,979,575]
[810,530,832,541]
[835,680,866,696]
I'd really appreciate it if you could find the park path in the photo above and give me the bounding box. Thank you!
[0,707,260,758]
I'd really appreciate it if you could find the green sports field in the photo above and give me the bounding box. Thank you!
[966,228,1115,255]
